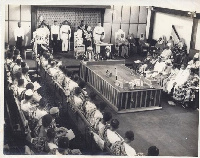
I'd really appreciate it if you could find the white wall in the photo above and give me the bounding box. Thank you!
[195,20,200,50]
[153,12,193,51]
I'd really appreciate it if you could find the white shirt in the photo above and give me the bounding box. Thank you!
[60,25,71,39]
[14,27,24,41]
[51,25,60,40]
[93,26,105,43]
[106,129,121,144]
[160,49,172,59]
[124,143,137,156]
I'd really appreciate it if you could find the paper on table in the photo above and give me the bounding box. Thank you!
[134,60,141,63]
[66,129,75,140]
[33,81,41,91]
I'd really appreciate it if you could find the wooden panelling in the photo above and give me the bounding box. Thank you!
[121,6,130,23]
[9,21,18,46]
[112,5,122,24]
[111,23,120,43]
[137,24,147,38]
[104,8,113,23]
[5,21,8,43]
[130,6,139,23]
[5,5,8,20]
[21,22,31,46]
[129,24,138,37]
[121,24,129,38]
[103,23,112,43]
[21,5,31,21]
[9,5,20,21]
[139,6,148,23]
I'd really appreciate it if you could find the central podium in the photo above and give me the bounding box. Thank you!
[80,60,162,113]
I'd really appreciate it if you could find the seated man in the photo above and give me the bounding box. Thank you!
[155,37,165,54]
[116,30,129,58]
[84,47,94,61]
[110,131,137,156]
[160,46,172,59]
[104,46,112,60]
[145,57,166,78]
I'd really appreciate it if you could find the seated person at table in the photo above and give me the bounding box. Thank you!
[94,112,112,138]
[155,36,165,54]
[69,87,84,111]
[47,61,59,76]
[78,81,88,98]
[22,67,31,86]
[137,55,153,73]
[83,92,97,119]
[5,52,13,68]
[52,137,81,155]
[165,64,190,94]
[160,46,172,59]
[88,102,107,127]
[103,46,112,60]
[17,79,26,97]
[20,89,35,113]
[110,130,137,156]
[172,69,199,105]
[84,46,94,61]
[12,71,22,86]
[139,33,148,47]
[145,57,166,78]
[188,53,200,71]
[148,146,159,156]
[41,53,50,68]
[14,49,21,59]
[49,107,60,126]
[104,119,123,147]
[26,128,58,154]
[167,36,174,49]
[67,78,79,93]
[163,64,180,92]
[12,59,22,75]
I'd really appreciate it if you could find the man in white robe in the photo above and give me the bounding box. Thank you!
[160,46,172,59]
[60,22,71,52]
[93,22,105,44]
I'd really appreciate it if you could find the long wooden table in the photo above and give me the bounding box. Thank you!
[80,60,162,113]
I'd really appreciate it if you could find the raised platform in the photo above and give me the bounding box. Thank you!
[80,60,162,113]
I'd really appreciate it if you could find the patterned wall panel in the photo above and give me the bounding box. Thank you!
[21,5,31,21]
[9,5,20,21]
[37,7,101,32]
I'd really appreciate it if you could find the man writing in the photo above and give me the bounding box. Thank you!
[14,22,24,55]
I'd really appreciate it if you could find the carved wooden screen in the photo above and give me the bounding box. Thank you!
[36,7,101,32]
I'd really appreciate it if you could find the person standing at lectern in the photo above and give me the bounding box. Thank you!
[93,22,105,44]
[51,20,60,54]
[60,21,71,53]
[14,22,24,56]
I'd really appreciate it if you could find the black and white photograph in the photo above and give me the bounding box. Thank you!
[1,0,200,157]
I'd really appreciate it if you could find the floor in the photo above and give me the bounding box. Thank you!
[5,51,199,156]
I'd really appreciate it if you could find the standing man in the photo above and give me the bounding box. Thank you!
[14,22,24,55]
[51,20,60,54]
[60,21,71,53]
[93,22,105,44]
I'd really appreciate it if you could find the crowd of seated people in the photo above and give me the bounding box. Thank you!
[30,44,160,156]
[4,45,83,155]
[135,37,199,109]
